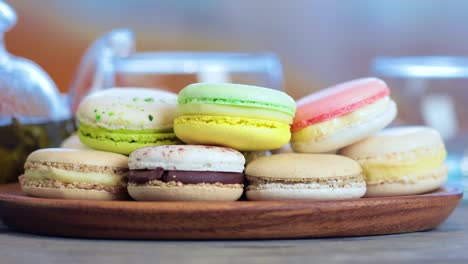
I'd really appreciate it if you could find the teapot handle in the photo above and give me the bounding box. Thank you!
[69,29,135,113]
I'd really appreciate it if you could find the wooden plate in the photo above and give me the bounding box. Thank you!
[0,183,462,240]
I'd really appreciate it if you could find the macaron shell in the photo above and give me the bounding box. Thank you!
[174,115,291,151]
[340,126,445,158]
[246,153,362,180]
[292,101,397,153]
[129,145,245,172]
[365,165,448,197]
[246,184,366,201]
[243,150,271,164]
[178,83,296,115]
[79,132,180,155]
[77,88,178,131]
[293,78,389,130]
[20,182,128,201]
[26,148,128,168]
[128,184,243,201]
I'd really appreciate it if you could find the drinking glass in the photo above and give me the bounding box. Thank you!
[372,56,468,195]
[69,29,283,112]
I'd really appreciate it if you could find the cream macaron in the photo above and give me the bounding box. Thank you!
[340,126,448,197]
[19,148,129,200]
[128,145,245,201]
[60,133,90,150]
[245,153,366,200]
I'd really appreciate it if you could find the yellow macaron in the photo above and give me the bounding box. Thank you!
[340,126,447,197]
[174,83,296,151]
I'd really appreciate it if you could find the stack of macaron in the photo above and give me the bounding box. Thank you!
[19,78,448,201]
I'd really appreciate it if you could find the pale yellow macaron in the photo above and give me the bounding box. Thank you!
[340,126,448,197]
[245,153,366,200]
[19,148,129,200]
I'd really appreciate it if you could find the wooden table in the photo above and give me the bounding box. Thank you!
[0,203,466,264]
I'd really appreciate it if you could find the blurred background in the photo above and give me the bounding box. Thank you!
[7,0,468,98]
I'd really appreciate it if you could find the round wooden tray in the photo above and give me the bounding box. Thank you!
[0,183,462,240]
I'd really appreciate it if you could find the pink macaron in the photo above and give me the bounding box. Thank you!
[291,78,397,153]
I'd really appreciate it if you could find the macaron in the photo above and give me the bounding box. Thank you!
[128,145,245,201]
[174,83,296,151]
[242,151,271,164]
[77,88,180,155]
[340,126,448,197]
[245,153,366,200]
[19,148,129,200]
[60,133,90,150]
[291,78,397,153]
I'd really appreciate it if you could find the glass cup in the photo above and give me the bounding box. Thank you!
[111,52,283,93]
[372,56,468,195]
[69,29,284,112]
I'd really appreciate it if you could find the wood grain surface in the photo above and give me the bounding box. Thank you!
[0,183,462,240]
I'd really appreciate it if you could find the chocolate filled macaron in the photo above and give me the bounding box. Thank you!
[19,148,129,200]
[246,153,366,200]
[340,126,448,197]
[128,145,245,201]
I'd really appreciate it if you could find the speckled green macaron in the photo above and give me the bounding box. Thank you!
[76,88,180,155]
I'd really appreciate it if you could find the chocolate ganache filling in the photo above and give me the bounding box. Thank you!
[129,167,244,184]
